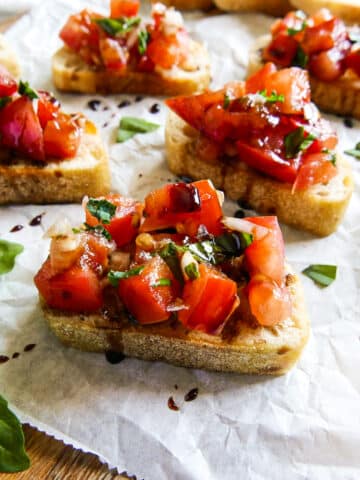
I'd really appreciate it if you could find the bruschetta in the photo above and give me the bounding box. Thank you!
[52,1,210,95]
[165,63,353,236]
[0,71,110,205]
[248,9,360,119]
[34,180,309,375]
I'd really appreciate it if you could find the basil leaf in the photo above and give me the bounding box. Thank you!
[344,142,360,159]
[158,242,183,284]
[184,262,199,280]
[0,395,30,473]
[84,223,112,241]
[0,239,24,274]
[292,46,308,68]
[117,129,136,143]
[94,17,140,36]
[117,117,160,143]
[138,29,150,55]
[108,265,145,287]
[287,21,306,36]
[302,264,337,287]
[258,89,284,103]
[151,278,171,287]
[0,96,11,109]
[284,127,316,159]
[223,92,231,109]
[86,198,116,224]
[322,148,337,165]
[18,80,38,100]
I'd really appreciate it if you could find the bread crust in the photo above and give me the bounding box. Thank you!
[290,0,360,24]
[41,269,309,375]
[249,34,360,119]
[52,43,210,95]
[165,110,353,236]
[0,129,110,205]
[153,0,214,10]
[213,0,292,16]
[0,34,20,78]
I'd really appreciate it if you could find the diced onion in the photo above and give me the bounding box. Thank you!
[222,216,268,239]
[181,251,199,280]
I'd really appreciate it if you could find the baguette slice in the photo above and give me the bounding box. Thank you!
[165,110,353,236]
[290,0,360,24]
[0,126,110,205]
[52,41,210,95]
[0,34,20,79]
[152,0,214,10]
[213,0,292,16]
[249,34,360,119]
[41,269,309,375]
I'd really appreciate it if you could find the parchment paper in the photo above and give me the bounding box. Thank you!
[1,1,360,479]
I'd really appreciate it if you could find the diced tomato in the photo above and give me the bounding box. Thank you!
[271,11,306,38]
[146,30,189,70]
[140,180,224,237]
[301,18,347,55]
[345,49,360,77]
[136,53,155,73]
[81,234,111,272]
[34,259,103,312]
[292,153,337,191]
[37,91,61,129]
[118,256,180,324]
[99,37,127,71]
[263,32,298,67]
[178,263,239,334]
[43,113,81,159]
[133,232,185,264]
[244,216,285,286]
[0,96,44,161]
[245,63,277,94]
[247,276,292,327]
[110,0,140,18]
[0,65,17,97]
[308,8,334,27]
[85,195,143,248]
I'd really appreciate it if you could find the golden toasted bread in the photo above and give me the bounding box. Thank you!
[290,0,360,24]
[213,0,292,16]
[153,0,214,10]
[0,34,20,78]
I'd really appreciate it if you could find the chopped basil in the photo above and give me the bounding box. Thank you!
[108,265,145,287]
[0,240,24,275]
[302,264,337,287]
[287,22,306,36]
[0,96,11,109]
[86,198,116,224]
[223,92,231,109]
[158,243,183,284]
[292,46,308,68]
[344,142,360,160]
[258,89,284,103]
[117,116,160,143]
[284,127,317,159]
[18,80,38,100]
[151,278,172,287]
[322,149,337,165]
[84,223,112,241]
[72,227,81,234]
[94,17,140,36]
[138,29,150,55]
[184,262,199,280]
[0,394,30,473]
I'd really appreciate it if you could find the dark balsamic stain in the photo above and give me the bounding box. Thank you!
[149,103,160,114]
[24,343,36,352]
[174,384,178,390]
[135,95,143,102]
[138,173,143,178]
[168,396,179,411]
[10,224,24,232]
[29,213,45,226]
[118,100,131,108]
[102,122,109,128]
[343,117,354,128]
[234,209,245,218]
[103,106,109,111]
[87,99,102,111]
[0,355,9,364]
[184,387,198,402]
[105,350,126,364]
[12,352,20,359]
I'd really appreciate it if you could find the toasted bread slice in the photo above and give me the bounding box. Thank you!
[213,0,292,16]
[52,41,210,95]
[165,111,353,237]
[249,34,360,119]
[290,0,360,24]
[0,34,20,78]
[41,268,309,375]
[153,0,214,10]
[0,127,110,205]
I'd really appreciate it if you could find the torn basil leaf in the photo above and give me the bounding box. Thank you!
[344,142,360,159]
[223,92,231,109]
[108,265,145,287]
[151,278,172,287]
[184,262,199,280]
[292,46,308,68]
[117,116,160,143]
[86,198,116,224]
[0,240,24,275]
[158,243,183,284]
[18,80,38,100]
[94,17,140,36]
[138,29,150,55]
[258,89,284,103]
[284,127,316,159]
[302,264,337,287]
[0,395,30,473]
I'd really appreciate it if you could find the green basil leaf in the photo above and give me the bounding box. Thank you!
[284,127,316,159]
[18,80,38,100]
[120,116,160,133]
[138,29,150,55]
[0,395,30,473]
[287,18,306,36]
[322,149,337,165]
[86,198,116,225]
[344,142,360,159]
[0,239,24,275]
[223,92,231,109]
[158,243,184,284]
[117,129,136,143]
[151,278,171,287]
[302,264,337,287]
[108,265,145,287]
[84,223,112,241]
[184,262,199,280]
[94,17,140,36]
[292,46,308,68]
[258,89,284,103]
[0,96,11,109]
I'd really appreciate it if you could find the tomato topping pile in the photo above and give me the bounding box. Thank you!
[263,9,360,82]
[59,1,190,73]
[35,181,293,333]
[0,71,81,162]
[166,63,338,191]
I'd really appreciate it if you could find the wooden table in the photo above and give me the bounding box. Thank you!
[0,15,132,480]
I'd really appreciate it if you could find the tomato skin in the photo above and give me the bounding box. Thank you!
[147,31,189,70]
[292,153,337,191]
[99,37,127,71]
[0,96,44,161]
[0,65,17,96]
[178,263,239,334]
[110,0,140,18]
[43,113,81,159]
[118,256,180,324]
[34,259,103,313]
[245,63,277,94]
[140,180,224,237]
[85,194,143,248]
[37,91,61,130]
[263,32,298,67]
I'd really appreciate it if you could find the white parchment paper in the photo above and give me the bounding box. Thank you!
[1,1,360,479]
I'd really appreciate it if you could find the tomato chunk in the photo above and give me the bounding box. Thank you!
[118,256,180,324]
[43,113,81,159]
[110,0,140,17]
[0,65,17,96]
[292,153,337,191]
[178,263,239,334]
[37,90,61,129]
